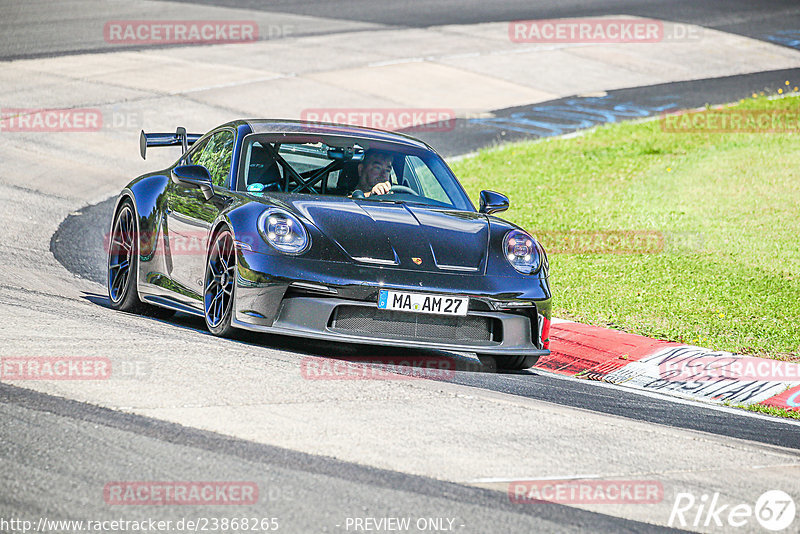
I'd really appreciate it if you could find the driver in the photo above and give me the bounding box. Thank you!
[354,149,393,197]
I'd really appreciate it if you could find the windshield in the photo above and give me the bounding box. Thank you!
[237,136,474,211]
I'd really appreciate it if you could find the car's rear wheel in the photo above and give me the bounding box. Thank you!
[108,201,142,312]
[108,200,174,318]
[492,355,539,371]
[204,228,237,337]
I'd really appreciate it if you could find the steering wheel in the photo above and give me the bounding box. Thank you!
[386,184,418,195]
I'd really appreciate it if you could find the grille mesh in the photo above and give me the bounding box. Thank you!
[330,306,498,343]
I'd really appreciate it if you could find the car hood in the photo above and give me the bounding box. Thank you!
[285,197,490,274]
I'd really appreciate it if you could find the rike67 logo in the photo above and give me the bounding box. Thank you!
[669,490,796,531]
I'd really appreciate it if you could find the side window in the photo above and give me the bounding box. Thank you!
[184,139,207,166]
[405,156,450,204]
[194,130,235,187]
[243,142,283,192]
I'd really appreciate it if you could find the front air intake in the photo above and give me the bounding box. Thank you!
[329,306,501,343]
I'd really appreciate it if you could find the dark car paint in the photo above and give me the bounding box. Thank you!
[111,119,552,357]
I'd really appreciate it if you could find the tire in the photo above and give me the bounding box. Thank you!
[107,199,174,318]
[204,228,237,337]
[492,355,539,371]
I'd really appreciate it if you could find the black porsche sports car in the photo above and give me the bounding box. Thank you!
[108,120,551,369]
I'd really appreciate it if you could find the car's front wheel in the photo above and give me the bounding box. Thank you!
[491,355,539,371]
[204,228,237,337]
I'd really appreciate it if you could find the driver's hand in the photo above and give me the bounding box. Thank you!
[365,181,392,197]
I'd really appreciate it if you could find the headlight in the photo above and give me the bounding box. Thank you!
[503,229,541,274]
[258,208,310,254]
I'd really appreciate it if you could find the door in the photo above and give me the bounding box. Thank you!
[166,128,235,301]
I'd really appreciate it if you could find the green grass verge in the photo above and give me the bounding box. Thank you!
[451,95,800,361]
[740,403,800,420]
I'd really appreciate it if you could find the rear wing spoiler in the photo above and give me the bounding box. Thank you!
[139,127,202,159]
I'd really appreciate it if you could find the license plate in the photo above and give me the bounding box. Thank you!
[377,289,468,316]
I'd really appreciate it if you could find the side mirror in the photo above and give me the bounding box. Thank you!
[479,190,509,215]
[172,165,214,200]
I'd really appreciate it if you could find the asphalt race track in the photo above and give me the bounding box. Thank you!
[51,197,800,450]
[2,1,800,533]
[3,0,800,59]
[3,385,669,534]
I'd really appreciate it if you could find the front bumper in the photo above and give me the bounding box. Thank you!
[233,296,549,357]
[232,249,551,357]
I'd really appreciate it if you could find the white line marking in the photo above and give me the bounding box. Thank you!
[467,463,800,484]
[533,369,800,427]
[470,474,602,484]
[367,57,426,67]
[177,74,292,95]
